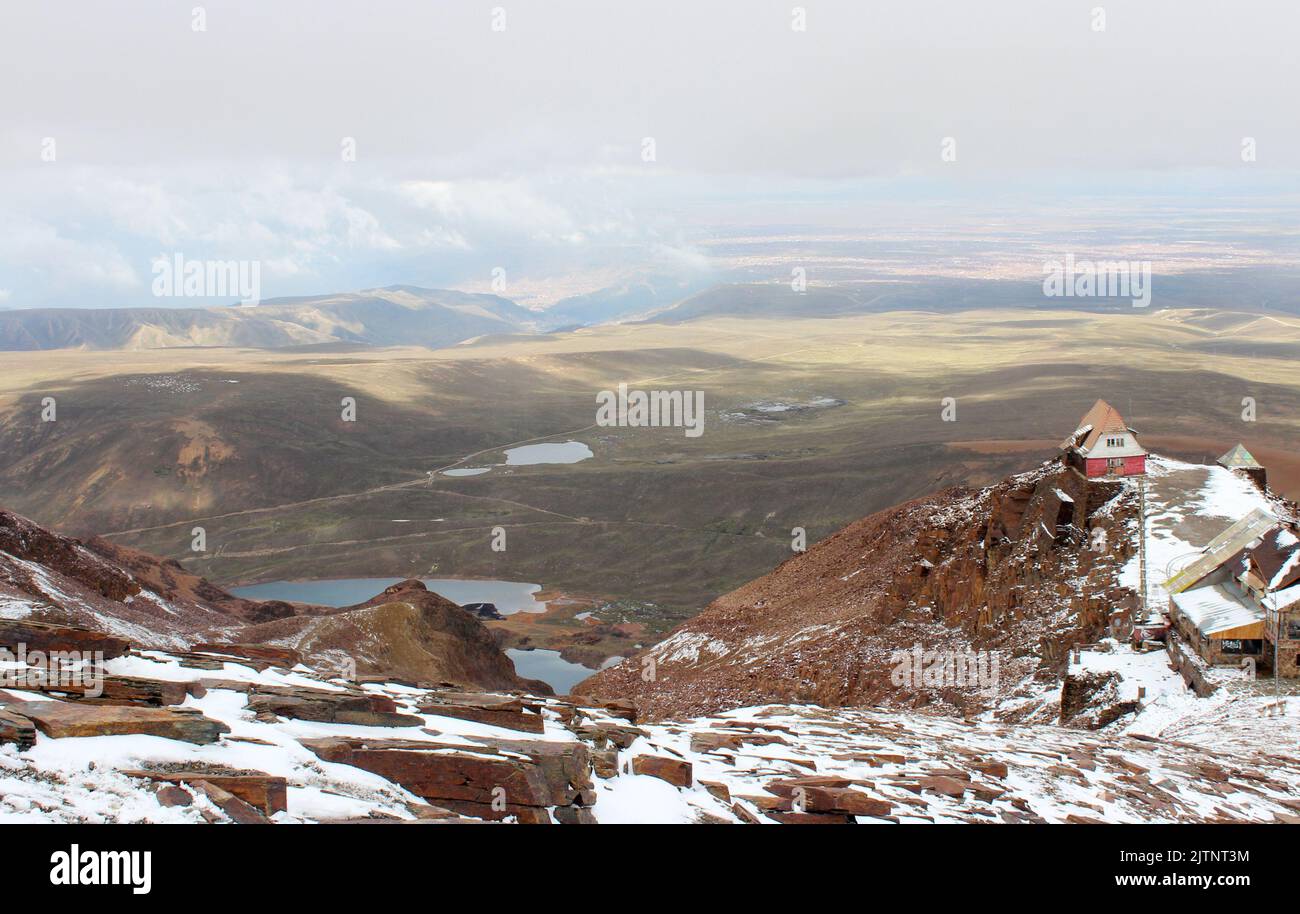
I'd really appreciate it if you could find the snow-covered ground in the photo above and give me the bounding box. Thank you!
[1123,456,1288,613]
[5,641,1300,824]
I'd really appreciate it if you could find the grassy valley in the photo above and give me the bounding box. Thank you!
[3,307,1300,662]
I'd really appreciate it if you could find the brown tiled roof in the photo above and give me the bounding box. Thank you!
[1062,399,1132,451]
[1248,527,1300,592]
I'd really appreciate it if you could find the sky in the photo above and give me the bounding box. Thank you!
[1,0,1298,309]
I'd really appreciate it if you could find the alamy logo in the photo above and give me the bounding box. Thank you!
[151,253,261,306]
[889,643,1001,696]
[0,644,103,696]
[49,845,151,894]
[596,383,704,438]
[1042,253,1151,308]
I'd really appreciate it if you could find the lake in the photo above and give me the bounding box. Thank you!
[438,441,593,478]
[506,648,595,695]
[229,577,547,615]
[503,441,593,465]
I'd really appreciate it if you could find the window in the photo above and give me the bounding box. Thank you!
[1222,639,1262,655]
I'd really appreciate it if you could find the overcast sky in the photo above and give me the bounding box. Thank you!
[1,0,1297,308]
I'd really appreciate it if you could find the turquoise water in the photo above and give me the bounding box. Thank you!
[506,648,595,695]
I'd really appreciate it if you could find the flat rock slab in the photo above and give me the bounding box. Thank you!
[632,754,693,788]
[417,696,545,734]
[122,769,287,815]
[576,721,647,749]
[801,786,892,817]
[190,643,303,667]
[7,675,188,707]
[192,779,270,824]
[0,620,130,659]
[246,690,422,728]
[18,701,230,744]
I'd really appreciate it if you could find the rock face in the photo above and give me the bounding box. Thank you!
[578,459,1137,721]
[234,580,547,693]
[0,507,544,692]
[0,619,131,659]
[0,706,36,749]
[190,643,303,667]
[1059,670,1139,730]
[304,735,595,824]
[632,754,693,788]
[246,686,424,728]
[416,692,547,734]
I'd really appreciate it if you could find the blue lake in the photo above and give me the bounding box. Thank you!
[506,648,595,695]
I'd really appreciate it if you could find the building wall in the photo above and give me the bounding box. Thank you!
[1169,599,1265,668]
[1083,455,1146,477]
[1266,609,1300,678]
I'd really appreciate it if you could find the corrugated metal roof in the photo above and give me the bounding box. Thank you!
[1164,508,1277,594]
[1172,584,1265,639]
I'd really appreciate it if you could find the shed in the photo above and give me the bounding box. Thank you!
[1171,584,1265,641]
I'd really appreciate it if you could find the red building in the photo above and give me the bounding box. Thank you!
[1060,399,1147,478]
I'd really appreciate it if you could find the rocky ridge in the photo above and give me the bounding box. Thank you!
[580,458,1138,720]
[3,618,1300,824]
[0,508,538,692]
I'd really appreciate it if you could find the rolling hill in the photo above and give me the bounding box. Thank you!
[0,286,536,351]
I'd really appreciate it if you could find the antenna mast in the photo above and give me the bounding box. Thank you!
[1138,477,1148,623]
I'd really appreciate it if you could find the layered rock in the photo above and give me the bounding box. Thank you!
[0,506,546,693]
[16,701,229,744]
[578,459,1137,721]
[303,735,595,824]
[233,580,548,693]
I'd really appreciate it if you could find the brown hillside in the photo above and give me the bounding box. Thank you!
[577,458,1139,721]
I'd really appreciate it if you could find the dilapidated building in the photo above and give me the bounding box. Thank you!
[1166,511,1300,676]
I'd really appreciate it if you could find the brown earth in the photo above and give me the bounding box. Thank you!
[0,507,539,692]
[577,458,1139,721]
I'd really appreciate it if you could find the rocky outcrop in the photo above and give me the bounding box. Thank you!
[1,507,544,693]
[16,701,230,744]
[122,769,288,816]
[303,735,595,824]
[246,686,424,728]
[233,580,548,693]
[3,619,1300,825]
[579,459,1137,721]
[0,619,132,659]
[1059,670,1139,730]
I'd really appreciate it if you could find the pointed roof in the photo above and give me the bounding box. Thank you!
[1061,399,1135,452]
[1164,508,1277,593]
[1218,443,1263,470]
